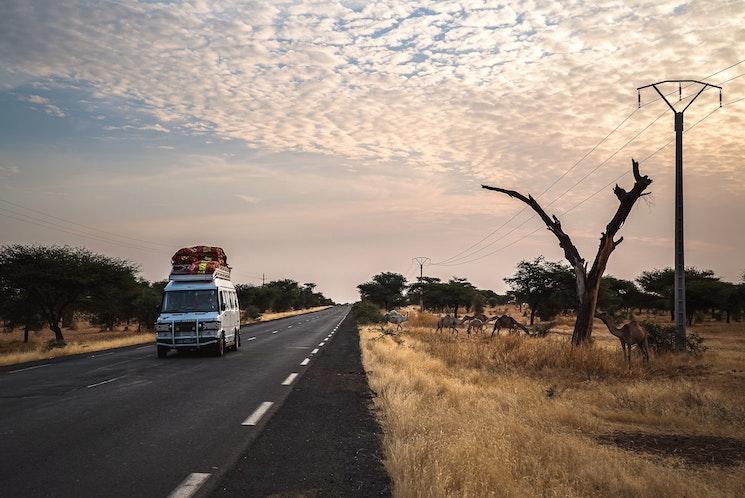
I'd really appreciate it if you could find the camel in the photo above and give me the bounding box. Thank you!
[384,310,409,331]
[491,315,528,337]
[595,311,649,364]
[461,315,485,335]
[436,314,460,335]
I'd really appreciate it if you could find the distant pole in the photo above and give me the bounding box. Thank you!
[262,273,265,286]
[413,257,431,312]
[637,80,722,351]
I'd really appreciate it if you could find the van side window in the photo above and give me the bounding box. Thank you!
[232,292,238,310]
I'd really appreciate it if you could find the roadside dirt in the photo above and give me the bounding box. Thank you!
[598,432,745,467]
[211,315,391,497]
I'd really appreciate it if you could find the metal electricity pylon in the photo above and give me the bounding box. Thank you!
[637,80,722,351]
[413,257,431,312]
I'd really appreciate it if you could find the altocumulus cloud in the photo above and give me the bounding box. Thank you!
[0,0,744,188]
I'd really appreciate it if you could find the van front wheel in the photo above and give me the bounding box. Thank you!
[214,335,225,357]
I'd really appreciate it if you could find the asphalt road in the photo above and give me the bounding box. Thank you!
[0,305,350,498]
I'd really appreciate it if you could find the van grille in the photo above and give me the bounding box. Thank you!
[174,321,197,335]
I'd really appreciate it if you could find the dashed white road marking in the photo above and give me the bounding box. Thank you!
[311,348,319,354]
[167,472,211,498]
[242,401,274,426]
[300,358,310,366]
[8,364,51,374]
[319,342,326,346]
[288,325,293,328]
[272,330,278,334]
[86,375,125,389]
[248,337,256,341]
[282,373,299,385]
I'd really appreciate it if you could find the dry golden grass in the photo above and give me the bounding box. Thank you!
[361,312,745,497]
[255,305,332,322]
[0,333,154,366]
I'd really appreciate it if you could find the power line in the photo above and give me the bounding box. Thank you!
[437,96,743,266]
[432,59,745,266]
[435,107,668,266]
[0,197,171,249]
[0,206,162,253]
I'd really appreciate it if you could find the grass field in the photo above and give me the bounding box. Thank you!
[0,324,154,367]
[360,311,745,497]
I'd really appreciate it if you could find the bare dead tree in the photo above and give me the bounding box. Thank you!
[482,159,652,344]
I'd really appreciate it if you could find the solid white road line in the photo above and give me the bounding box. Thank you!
[167,472,211,498]
[248,337,256,341]
[86,376,124,388]
[242,401,274,426]
[311,348,319,354]
[282,373,299,385]
[8,364,51,374]
[300,358,310,366]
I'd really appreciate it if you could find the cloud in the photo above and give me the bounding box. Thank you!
[234,194,260,204]
[17,94,65,117]
[0,162,20,178]
[0,0,742,190]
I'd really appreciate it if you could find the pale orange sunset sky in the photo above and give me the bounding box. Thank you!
[1,0,744,301]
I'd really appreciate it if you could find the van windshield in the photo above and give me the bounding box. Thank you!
[162,290,218,313]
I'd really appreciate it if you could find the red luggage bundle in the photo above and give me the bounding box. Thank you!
[189,260,222,275]
[171,246,228,275]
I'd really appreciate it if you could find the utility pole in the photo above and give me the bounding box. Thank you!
[413,257,431,312]
[637,80,722,351]
[262,273,265,287]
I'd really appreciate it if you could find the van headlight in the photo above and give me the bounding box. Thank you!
[199,321,220,331]
[155,323,171,332]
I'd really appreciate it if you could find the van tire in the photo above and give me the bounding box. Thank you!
[214,335,225,357]
[157,346,169,358]
[230,330,240,351]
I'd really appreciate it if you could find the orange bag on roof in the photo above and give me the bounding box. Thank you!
[189,260,221,275]
[172,247,197,265]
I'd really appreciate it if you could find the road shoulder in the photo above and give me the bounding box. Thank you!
[210,314,391,497]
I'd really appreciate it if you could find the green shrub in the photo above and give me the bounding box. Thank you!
[352,301,384,324]
[244,305,262,320]
[642,321,706,355]
[529,321,556,337]
[46,339,66,350]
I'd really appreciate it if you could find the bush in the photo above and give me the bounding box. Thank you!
[46,339,66,350]
[352,301,384,324]
[529,321,556,337]
[642,321,707,355]
[244,305,262,320]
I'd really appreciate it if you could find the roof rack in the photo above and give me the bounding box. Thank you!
[168,266,231,281]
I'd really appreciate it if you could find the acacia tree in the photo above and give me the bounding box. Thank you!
[483,159,652,344]
[357,272,408,311]
[0,245,139,343]
[504,257,575,325]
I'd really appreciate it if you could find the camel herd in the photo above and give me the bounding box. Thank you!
[383,309,651,365]
[436,313,529,337]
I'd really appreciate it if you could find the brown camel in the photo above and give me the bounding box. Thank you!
[461,315,485,335]
[436,314,460,335]
[595,311,649,364]
[491,315,528,337]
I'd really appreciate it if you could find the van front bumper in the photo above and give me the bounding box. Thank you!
[156,336,219,349]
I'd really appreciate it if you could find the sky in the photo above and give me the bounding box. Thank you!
[0,0,744,303]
